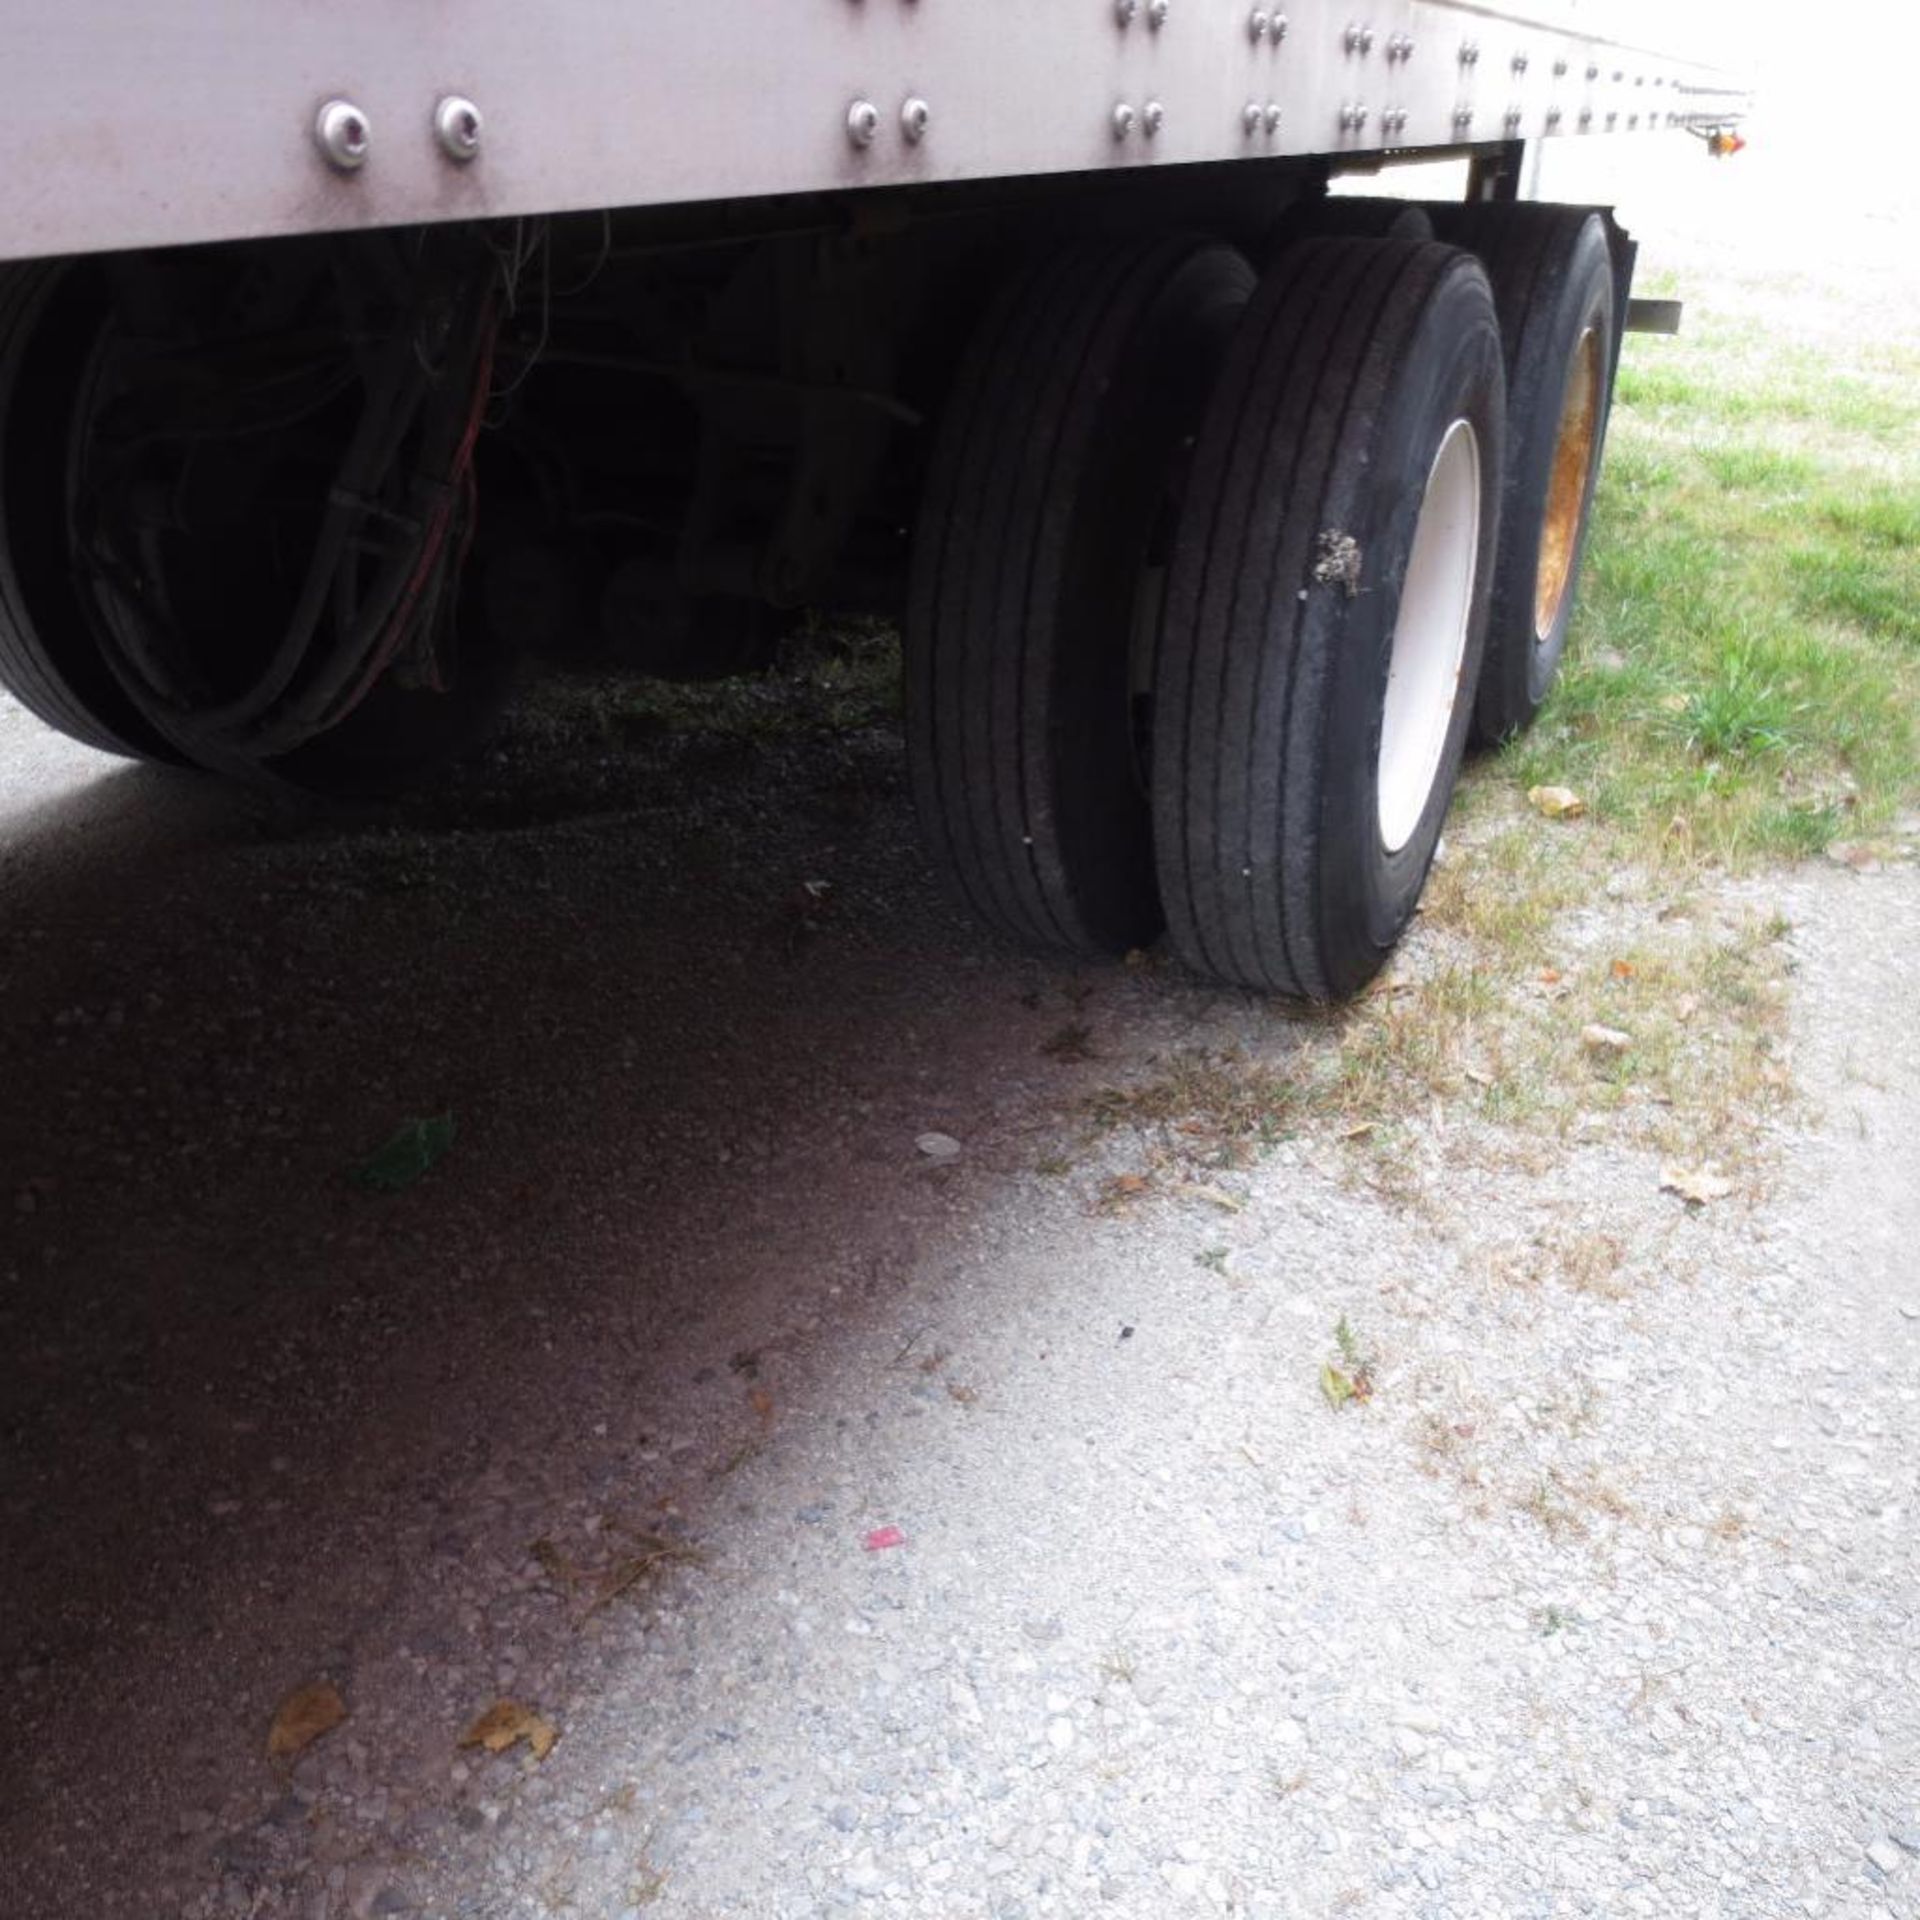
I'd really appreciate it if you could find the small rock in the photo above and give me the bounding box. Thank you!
[1581,1024,1633,1056]
[1393,1728,1429,1762]
[915,1133,963,1162]
[1866,1837,1903,1875]
[1827,841,1883,874]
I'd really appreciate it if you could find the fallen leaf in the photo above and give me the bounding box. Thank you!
[1581,1024,1633,1056]
[267,1681,347,1762]
[1610,959,1636,981]
[1319,1362,1355,1409]
[1097,1172,1152,1212]
[460,1699,558,1762]
[1463,1065,1494,1088]
[1177,1182,1245,1213]
[1658,692,1690,713]
[1367,977,1418,999]
[1674,993,1700,1023]
[351,1114,455,1193]
[1338,1120,1375,1141]
[748,1387,775,1426]
[1538,967,1563,986]
[1660,1163,1734,1207]
[1527,785,1587,820]
[863,1526,906,1552]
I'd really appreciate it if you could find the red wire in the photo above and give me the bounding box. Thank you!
[334,302,499,718]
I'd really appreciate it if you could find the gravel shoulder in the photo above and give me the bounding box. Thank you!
[2,683,1916,1920]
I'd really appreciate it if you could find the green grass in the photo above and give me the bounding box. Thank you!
[1499,276,1920,866]
[1064,257,1911,1209]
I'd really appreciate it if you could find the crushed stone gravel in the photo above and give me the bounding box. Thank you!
[2,682,1916,1920]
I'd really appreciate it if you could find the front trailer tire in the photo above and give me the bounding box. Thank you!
[1152,237,1505,1000]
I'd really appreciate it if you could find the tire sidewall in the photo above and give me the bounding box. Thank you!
[1318,266,1505,987]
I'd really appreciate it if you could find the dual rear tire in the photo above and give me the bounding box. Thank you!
[908,230,1512,998]
[905,236,1254,956]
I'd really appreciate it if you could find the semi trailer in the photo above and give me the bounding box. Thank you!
[0,2,1746,995]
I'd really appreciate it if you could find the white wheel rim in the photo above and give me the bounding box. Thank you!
[1377,417,1480,855]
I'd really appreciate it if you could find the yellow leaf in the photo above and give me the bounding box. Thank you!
[267,1681,347,1762]
[1660,1163,1734,1206]
[460,1699,559,1762]
[1527,785,1587,820]
[1178,1182,1245,1213]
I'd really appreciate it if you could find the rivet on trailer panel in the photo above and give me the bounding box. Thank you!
[432,96,483,164]
[314,99,371,172]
